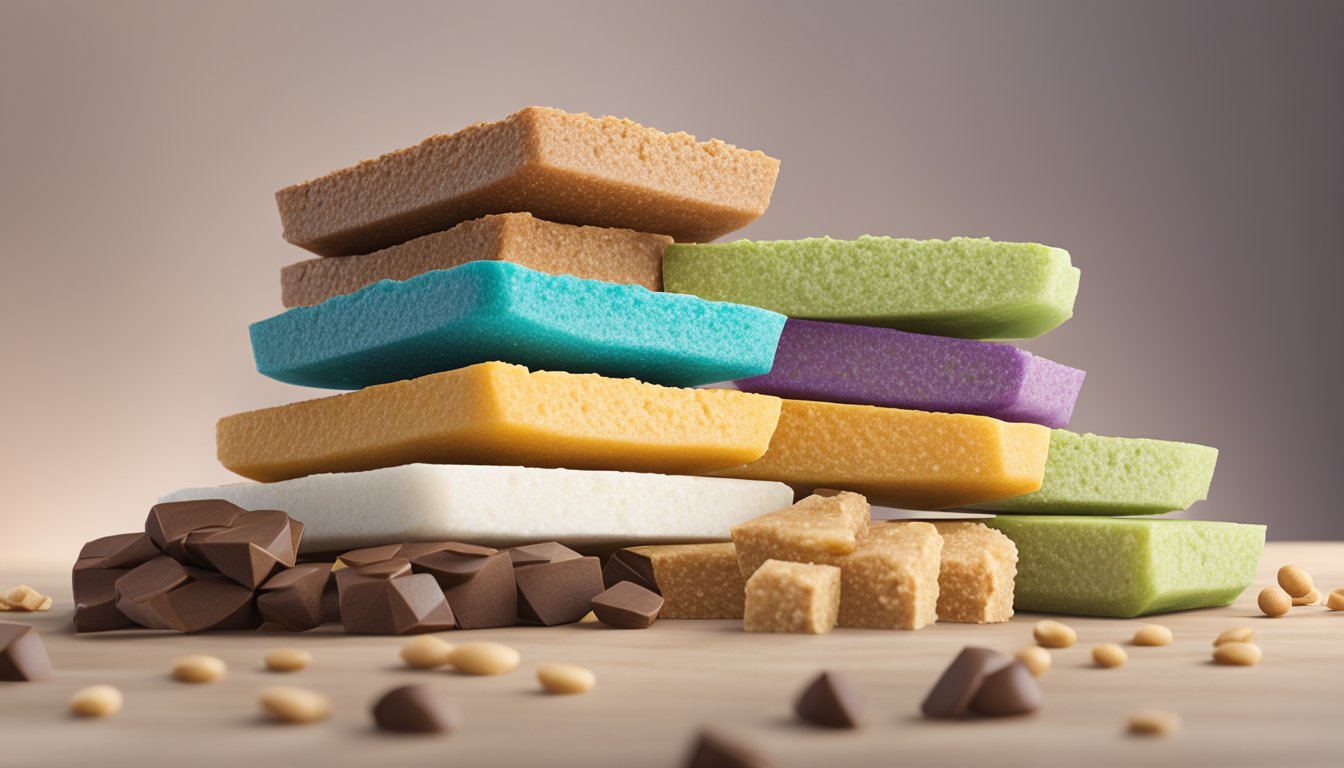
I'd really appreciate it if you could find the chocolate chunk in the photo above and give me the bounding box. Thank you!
[969,661,1042,717]
[336,561,455,635]
[0,622,53,682]
[76,532,160,570]
[590,581,663,629]
[601,550,659,593]
[338,544,404,568]
[794,671,866,728]
[683,730,775,768]
[258,563,337,631]
[145,499,245,562]
[921,647,1014,719]
[114,557,258,633]
[416,551,516,630]
[508,542,583,568]
[514,556,604,626]
[371,684,463,733]
[187,510,302,588]
[72,567,137,633]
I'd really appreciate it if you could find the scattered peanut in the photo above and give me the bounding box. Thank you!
[1328,588,1344,612]
[537,663,597,695]
[1033,620,1077,648]
[264,648,312,673]
[578,611,599,624]
[1277,565,1313,599]
[1014,646,1052,678]
[1127,709,1181,737]
[69,685,123,718]
[0,585,54,612]
[1132,624,1173,646]
[1092,643,1128,669]
[259,686,331,724]
[1212,641,1262,666]
[1291,587,1320,606]
[400,635,456,669]
[449,642,521,676]
[171,655,227,684]
[1257,586,1291,618]
[1214,627,1254,646]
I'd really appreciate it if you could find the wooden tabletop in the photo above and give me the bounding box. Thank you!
[1,542,1339,768]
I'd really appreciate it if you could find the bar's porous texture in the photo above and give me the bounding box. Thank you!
[281,213,671,306]
[932,522,1018,624]
[743,559,841,635]
[216,363,783,483]
[603,543,747,620]
[731,491,870,579]
[253,261,785,390]
[986,516,1265,617]
[276,107,781,256]
[715,399,1050,509]
[971,430,1219,515]
[663,236,1080,339]
[836,522,943,630]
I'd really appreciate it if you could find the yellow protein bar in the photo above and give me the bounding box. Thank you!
[217,362,782,483]
[715,399,1050,509]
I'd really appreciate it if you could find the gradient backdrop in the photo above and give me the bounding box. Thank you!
[2,0,1341,566]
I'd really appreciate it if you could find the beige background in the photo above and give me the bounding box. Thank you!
[1,0,1340,567]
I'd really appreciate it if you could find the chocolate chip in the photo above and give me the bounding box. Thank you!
[508,542,583,568]
[514,557,604,626]
[410,545,497,588]
[113,556,191,626]
[336,561,455,635]
[113,557,258,633]
[187,510,302,588]
[968,661,1042,717]
[338,544,405,568]
[601,550,659,593]
[420,552,516,630]
[683,729,775,768]
[921,647,1014,719]
[145,499,245,563]
[76,532,160,570]
[72,567,136,633]
[0,622,53,682]
[590,581,663,629]
[371,684,463,734]
[794,671,866,729]
[258,563,337,631]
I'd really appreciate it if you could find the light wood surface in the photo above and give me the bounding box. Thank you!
[1,542,1340,768]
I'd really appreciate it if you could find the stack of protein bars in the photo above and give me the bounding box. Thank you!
[70,107,1263,637]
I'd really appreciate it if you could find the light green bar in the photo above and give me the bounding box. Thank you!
[662,236,1080,340]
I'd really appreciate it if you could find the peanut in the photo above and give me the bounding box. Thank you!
[1014,646,1052,678]
[1032,619,1076,648]
[449,642,521,676]
[264,648,312,673]
[400,635,455,669]
[258,686,331,724]
[1212,641,1262,666]
[1132,624,1173,646]
[1328,588,1344,612]
[537,663,596,694]
[1213,627,1253,646]
[1257,586,1291,618]
[172,655,227,684]
[1127,709,1181,737]
[1092,643,1128,669]
[69,685,123,718]
[1291,587,1320,606]
[1276,565,1313,599]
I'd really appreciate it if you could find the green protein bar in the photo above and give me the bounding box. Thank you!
[986,516,1265,617]
[661,236,1080,340]
[972,431,1218,515]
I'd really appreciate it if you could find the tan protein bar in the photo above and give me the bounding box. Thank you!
[932,522,1018,624]
[743,560,841,635]
[607,543,746,620]
[280,213,672,307]
[276,107,781,257]
[837,522,942,630]
[730,491,870,579]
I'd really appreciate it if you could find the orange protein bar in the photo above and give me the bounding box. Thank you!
[217,362,782,483]
[276,107,781,257]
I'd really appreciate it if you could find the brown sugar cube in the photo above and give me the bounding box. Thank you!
[731,491,871,579]
[931,522,1018,624]
[281,213,671,307]
[275,107,780,257]
[836,522,943,630]
[743,560,841,635]
[603,542,747,619]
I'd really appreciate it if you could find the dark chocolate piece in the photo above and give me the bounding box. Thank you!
[514,556,604,626]
[258,563,337,631]
[415,550,516,630]
[683,730,775,768]
[113,557,258,633]
[188,509,302,588]
[921,647,1014,719]
[338,544,404,568]
[968,661,1042,717]
[601,550,659,593]
[113,556,192,627]
[371,684,463,733]
[71,532,160,633]
[335,561,456,635]
[145,499,245,562]
[0,622,53,682]
[508,542,583,567]
[75,532,160,570]
[794,671,866,729]
[590,581,663,629]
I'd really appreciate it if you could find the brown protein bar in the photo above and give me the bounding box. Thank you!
[280,213,672,307]
[603,543,747,619]
[932,522,1018,624]
[743,560,841,635]
[275,107,781,257]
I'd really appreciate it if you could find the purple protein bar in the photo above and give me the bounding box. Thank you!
[730,319,1084,428]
